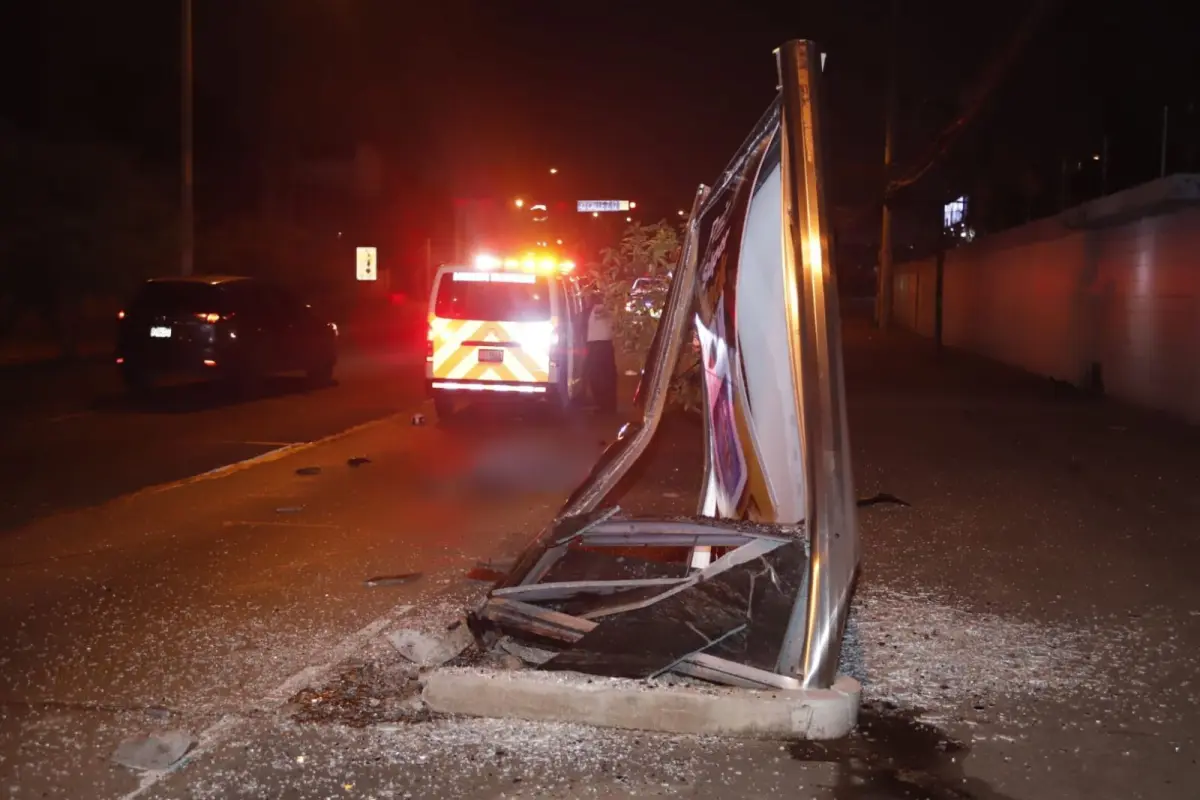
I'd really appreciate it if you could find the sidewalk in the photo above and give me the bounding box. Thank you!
[5,319,1200,798]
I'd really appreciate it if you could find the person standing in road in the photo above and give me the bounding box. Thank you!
[585,293,617,412]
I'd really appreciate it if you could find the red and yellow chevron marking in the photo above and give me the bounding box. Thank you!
[428,317,552,383]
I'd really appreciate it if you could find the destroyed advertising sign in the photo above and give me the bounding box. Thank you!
[468,43,859,695]
[692,100,792,523]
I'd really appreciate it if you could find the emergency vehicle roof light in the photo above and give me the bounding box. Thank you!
[471,251,571,276]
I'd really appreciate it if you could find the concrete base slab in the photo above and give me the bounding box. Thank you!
[421,668,860,740]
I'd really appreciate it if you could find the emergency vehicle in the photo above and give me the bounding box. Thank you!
[425,251,586,418]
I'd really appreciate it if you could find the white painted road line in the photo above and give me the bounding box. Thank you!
[122,413,405,504]
[221,520,341,529]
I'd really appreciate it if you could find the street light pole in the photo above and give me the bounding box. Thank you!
[181,0,194,276]
[876,0,899,330]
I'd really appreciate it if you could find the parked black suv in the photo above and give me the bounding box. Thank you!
[116,276,339,393]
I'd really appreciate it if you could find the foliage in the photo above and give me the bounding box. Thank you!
[587,220,703,412]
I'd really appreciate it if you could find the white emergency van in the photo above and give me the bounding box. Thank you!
[425,252,586,418]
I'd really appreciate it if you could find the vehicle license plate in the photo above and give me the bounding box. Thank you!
[478,348,503,363]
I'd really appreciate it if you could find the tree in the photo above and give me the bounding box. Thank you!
[587,220,702,411]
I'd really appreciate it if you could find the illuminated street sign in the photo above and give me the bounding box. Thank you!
[577,200,631,213]
[356,247,377,281]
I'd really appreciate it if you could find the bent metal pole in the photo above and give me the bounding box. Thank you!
[555,185,710,520]
[180,0,194,277]
[773,39,860,689]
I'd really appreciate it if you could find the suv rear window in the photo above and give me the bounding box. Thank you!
[131,282,228,316]
[434,273,551,321]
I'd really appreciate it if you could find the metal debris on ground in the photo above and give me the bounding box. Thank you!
[388,620,474,667]
[347,456,371,467]
[111,730,196,772]
[363,572,423,588]
[465,509,813,688]
[856,493,911,508]
[498,638,556,666]
[295,466,321,476]
[275,506,305,514]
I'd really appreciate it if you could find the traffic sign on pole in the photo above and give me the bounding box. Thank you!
[356,247,377,281]
[577,200,631,213]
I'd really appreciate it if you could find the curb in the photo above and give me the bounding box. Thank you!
[422,669,860,740]
[131,412,409,501]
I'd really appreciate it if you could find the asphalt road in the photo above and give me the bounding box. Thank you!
[0,377,623,798]
[0,345,427,534]
[2,318,1199,799]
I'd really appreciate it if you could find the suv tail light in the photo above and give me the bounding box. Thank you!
[426,317,435,362]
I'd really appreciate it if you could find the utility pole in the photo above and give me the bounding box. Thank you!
[1059,157,1069,210]
[1159,105,1169,178]
[181,0,195,276]
[876,0,899,330]
[1100,134,1109,195]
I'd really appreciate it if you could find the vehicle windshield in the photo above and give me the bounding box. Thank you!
[434,273,551,321]
[131,282,227,316]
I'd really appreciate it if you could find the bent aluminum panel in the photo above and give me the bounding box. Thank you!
[492,578,688,603]
[557,187,709,520]
[674,653,803,691]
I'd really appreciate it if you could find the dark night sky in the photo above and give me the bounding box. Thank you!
[2,1,1196,234]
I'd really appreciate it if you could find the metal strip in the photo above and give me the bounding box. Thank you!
[578,532,754,548]
[674,653,803,690]
[512,508,622,589]
[555,186,710,519]
[564,518,794,546]
[492,578,688,603]
[580,537,785,620]
[478,598,597,643]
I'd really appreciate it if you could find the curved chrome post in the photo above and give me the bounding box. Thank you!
[773,39,860,689]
